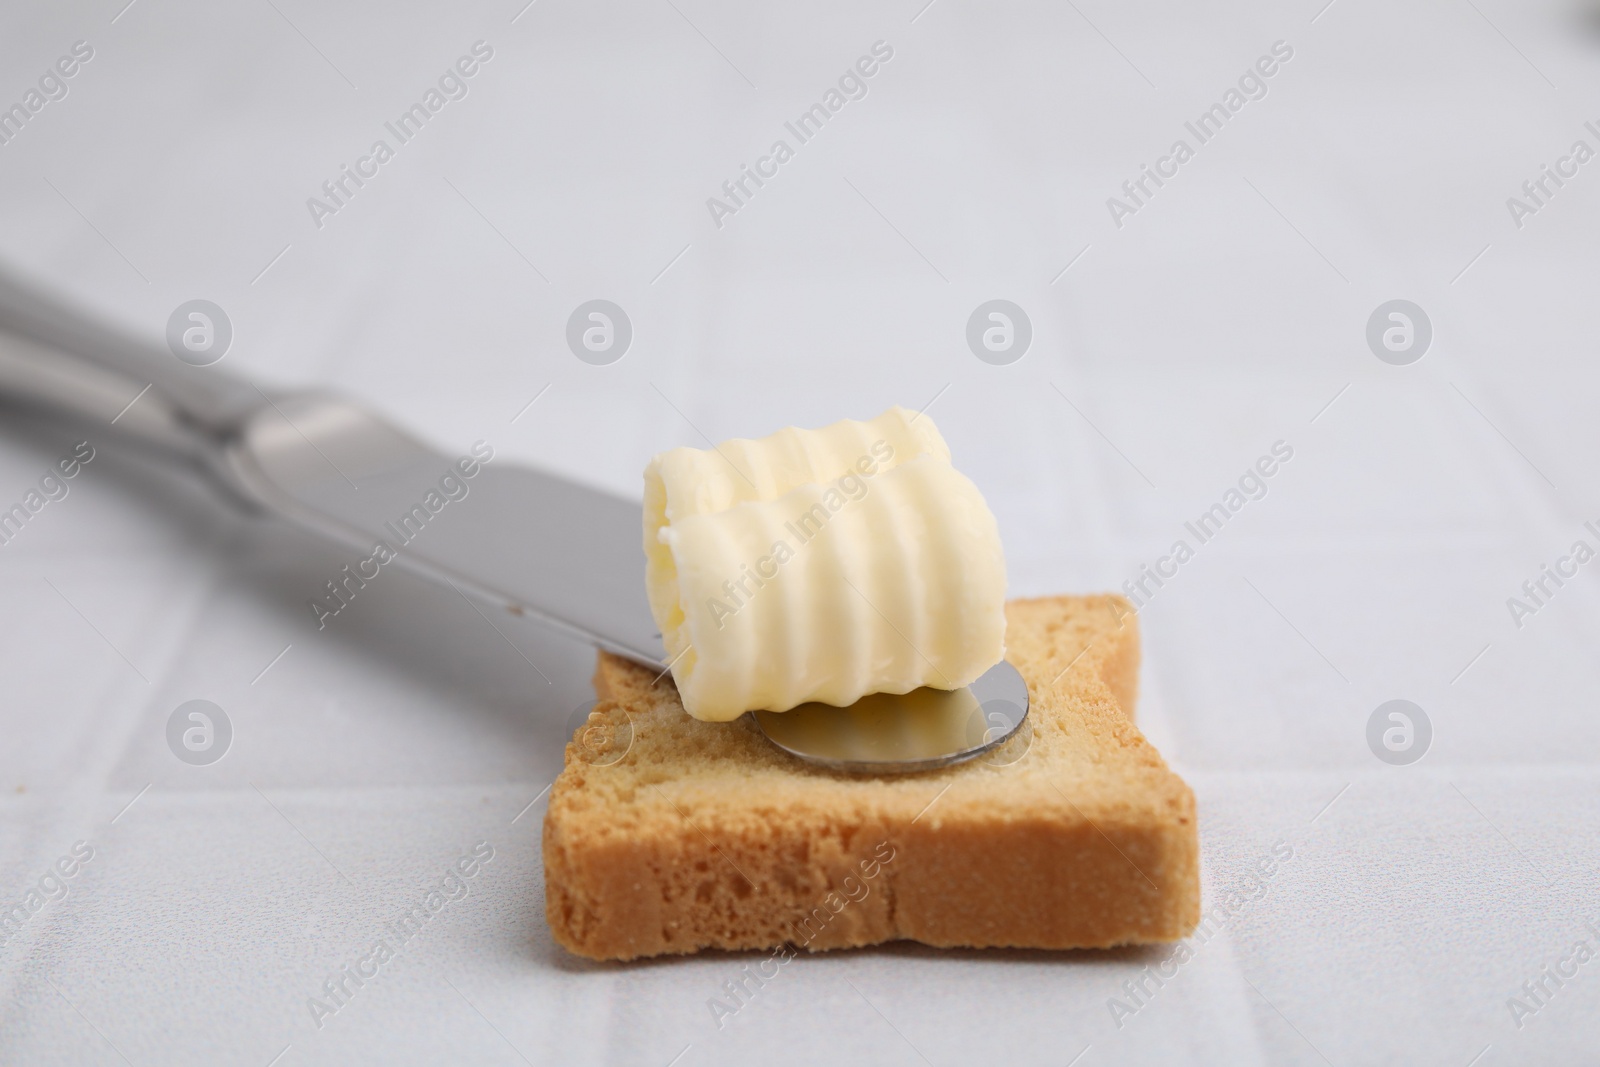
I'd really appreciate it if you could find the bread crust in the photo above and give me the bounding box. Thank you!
[544,594,1198,960]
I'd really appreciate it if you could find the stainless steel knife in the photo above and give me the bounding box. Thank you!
[0,268,662,665]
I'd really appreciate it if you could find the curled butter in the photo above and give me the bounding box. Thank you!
[643,406,1006,722]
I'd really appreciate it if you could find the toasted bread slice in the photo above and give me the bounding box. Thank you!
[542,595,1197,961]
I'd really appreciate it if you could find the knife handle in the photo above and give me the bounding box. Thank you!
[0,266,259,461]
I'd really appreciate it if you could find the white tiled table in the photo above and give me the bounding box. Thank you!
[2,0,1597,1063]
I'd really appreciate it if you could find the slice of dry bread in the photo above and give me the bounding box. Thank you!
[542,595,1198,961]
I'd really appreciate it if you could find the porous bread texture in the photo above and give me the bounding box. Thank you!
[542,594,1198,961]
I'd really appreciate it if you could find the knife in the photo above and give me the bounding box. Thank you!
[0,269,1029,772]
[0,268,663,666]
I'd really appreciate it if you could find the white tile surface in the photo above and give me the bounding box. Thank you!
[2,0,1597,1062]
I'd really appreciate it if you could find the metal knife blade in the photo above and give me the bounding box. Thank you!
[225,393,663,663]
